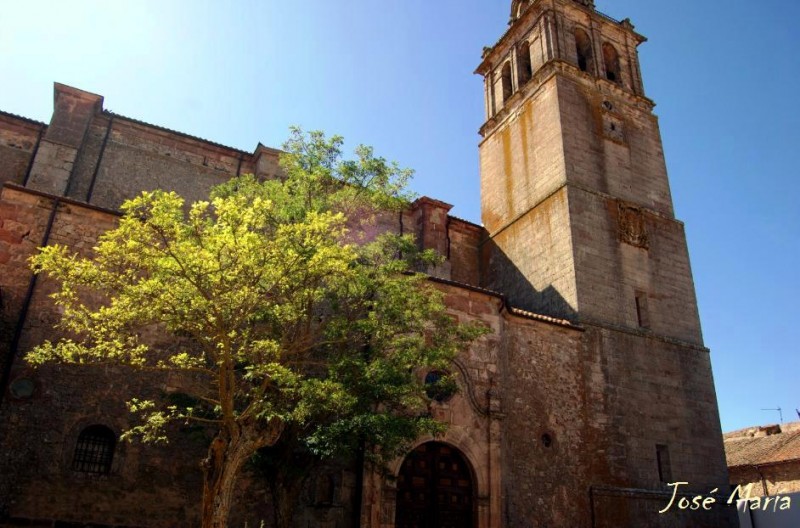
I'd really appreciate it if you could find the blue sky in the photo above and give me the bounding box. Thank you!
[1,0,798,433]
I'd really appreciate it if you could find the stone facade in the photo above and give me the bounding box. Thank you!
[0,1,736,527]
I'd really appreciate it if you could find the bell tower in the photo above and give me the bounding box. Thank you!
[478,0,702,345]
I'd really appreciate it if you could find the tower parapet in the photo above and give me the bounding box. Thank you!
[512,0,595,24]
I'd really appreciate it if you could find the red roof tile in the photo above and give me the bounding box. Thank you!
[724,423,800,468]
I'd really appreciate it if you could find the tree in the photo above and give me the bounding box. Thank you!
[27,129,487,528]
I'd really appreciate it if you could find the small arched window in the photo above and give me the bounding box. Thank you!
[73,424,116,474]
[501,62,513,103]
[517,41,533,86]
[603,42,622,84]
[424,370,456,402]
[574,28,593,73]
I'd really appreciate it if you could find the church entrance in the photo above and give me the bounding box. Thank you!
[395,442,475,528]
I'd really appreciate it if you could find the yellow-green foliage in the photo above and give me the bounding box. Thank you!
[28,128,488,465]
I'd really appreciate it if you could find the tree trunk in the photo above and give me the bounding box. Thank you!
[201,433,254,528]
[201,418,284,528]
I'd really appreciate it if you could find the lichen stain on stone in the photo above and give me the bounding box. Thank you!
[520,101,532,202]
[501,125,514,219]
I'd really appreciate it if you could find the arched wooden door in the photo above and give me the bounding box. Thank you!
[395,442,475,528]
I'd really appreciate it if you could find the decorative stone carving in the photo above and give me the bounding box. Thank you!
[618,202,649,249]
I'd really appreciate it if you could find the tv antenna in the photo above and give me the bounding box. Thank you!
[761,407,783,423]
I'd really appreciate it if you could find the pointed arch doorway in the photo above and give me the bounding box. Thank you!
[395,442,475,528]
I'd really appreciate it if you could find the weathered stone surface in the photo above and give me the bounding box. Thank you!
[0,1,734,526]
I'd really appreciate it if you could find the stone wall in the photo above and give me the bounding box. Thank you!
[0,187,211,527]
[473,1,734,526]
[0,182,498,528]
[500,313,590,527]
[0,91,492,527]
[479,74,566,236]
[448,218,482,286]
[499,320,735,527]
[0,113,43,188]
[362,283,507,528]
[729,463,800,497]
[0,186,291,527]
[478,69,703,345]
[568,184,703,344]
[0,61,734,528]
[479,75,578,317]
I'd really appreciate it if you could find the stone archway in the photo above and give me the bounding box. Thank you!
[395,442,475,528]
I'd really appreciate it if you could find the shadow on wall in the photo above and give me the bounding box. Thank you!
[481,240,576,320]
[592,489,740,528]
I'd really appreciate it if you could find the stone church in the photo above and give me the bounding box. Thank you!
[0,1,737,526]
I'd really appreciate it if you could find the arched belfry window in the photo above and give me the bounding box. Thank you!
[574,28,593,73]
[501,62,513,103]
[73,424,116,474]
[603,42,622,84]
[511,0,531,21]
[517,41,532,86]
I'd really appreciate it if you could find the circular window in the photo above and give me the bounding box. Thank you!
[424,370,456,403]
[9,378,36,399]
[542,433,553,448]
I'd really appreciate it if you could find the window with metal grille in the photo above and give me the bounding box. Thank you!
[73,425,116,474]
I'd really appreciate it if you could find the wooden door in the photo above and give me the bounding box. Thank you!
[395,442,474,528]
